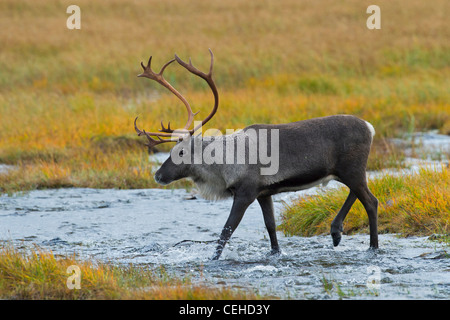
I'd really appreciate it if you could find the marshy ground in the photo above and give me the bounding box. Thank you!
[1,145,449,299]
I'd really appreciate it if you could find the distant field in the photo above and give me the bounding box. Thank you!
[0,0,449,193]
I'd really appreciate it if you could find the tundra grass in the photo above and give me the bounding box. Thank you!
[279,167,450,238]
[0,0,449,193]
[0,245,259,300]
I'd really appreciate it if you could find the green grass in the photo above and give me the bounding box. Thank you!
[279,167,450,238]
[320,274,379,299]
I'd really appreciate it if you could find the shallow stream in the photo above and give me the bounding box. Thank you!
[0,186,449,299]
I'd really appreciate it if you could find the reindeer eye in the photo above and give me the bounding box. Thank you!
[179,149,185,157]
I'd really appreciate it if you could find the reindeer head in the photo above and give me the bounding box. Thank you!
[134,49,218,185]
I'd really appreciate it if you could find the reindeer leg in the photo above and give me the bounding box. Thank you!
[339,172,379,249]
[212,195,255,260]
[257,196,280,255]
[353,185,379,249]
[330,191,357,246]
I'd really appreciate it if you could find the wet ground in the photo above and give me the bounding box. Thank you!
[0,131,449,299]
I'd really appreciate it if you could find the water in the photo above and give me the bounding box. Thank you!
[1,187,449,299]
[0,131,449,299]
[0,164,14,174]
[391,130,450,160]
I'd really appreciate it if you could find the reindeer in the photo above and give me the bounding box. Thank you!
[134,50,378,260]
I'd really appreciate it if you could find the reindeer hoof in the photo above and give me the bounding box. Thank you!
[268,248,281,256]
[331,231,342,247]
[330,224,343,247]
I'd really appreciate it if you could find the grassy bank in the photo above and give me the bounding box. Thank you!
[279,167,449,238]
[0,245,258,299]
[0,0,449,193]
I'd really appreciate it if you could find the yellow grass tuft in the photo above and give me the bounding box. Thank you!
[0,245,259,300]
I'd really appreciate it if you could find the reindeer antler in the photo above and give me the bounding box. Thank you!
[175,49,218,135]
[135,49,218,148]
